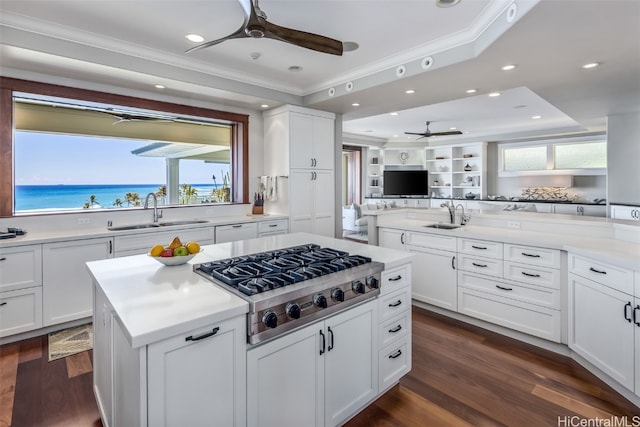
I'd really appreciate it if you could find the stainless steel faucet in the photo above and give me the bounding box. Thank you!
[440,201,455,224]
[144,192,163,223]
[455,203,469,225]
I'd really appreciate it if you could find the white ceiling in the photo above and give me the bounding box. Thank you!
[1,0,639,145]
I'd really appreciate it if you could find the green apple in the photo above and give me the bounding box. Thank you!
[173,246,189,256]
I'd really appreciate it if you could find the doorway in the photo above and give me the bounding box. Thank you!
[342,145,362,207]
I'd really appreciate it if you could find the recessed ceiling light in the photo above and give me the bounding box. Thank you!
[405,89,415,94]
[288,65,303,72]
[185,34,204,43]
[488,92,501,97]
[393,134,399,138]
[436,0,461,8]
[582,62,600,69]
[260,104,269,108]
[390,112,399,116]
[465,89,477,94]
[154,84,165,89]
[352,103,360,107]
[531,115,542,119]
[501,64,517,71]
[449,127,457,130]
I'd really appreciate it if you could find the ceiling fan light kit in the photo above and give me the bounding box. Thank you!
[185,0,344,56]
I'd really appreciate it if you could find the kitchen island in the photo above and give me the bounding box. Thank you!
[87,232,414,427]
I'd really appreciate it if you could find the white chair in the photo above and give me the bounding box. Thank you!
[342,204,368,234]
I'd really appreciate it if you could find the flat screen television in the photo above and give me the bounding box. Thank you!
[383,170,429,196]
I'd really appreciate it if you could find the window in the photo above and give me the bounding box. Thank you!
[498,137,606,176]
[0,77,249,217]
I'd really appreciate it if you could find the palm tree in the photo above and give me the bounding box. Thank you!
[113,198,123,207]
[89,194,99,206]
[156,185,166,197]
[125,192,140,206]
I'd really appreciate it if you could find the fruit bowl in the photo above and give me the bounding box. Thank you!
[148,250,201,266]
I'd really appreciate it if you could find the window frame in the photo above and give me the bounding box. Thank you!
[0,77,250,217]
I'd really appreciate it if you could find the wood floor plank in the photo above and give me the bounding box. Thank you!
[66,351,92,379]
[18,336,43,364]
[0,343,19,427]
[531,384,617,419]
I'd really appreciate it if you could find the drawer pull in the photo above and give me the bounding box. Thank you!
[521,271,541,278]
[624,302,632,323]
[388,300,402,307]
[472,262,488,268]
[496,285,513,291]
[0,257,6,261]
[388,275,402,282]
[388,349,402,359]
[521,252,540,258]
[471,245,487,250]
[268,224,278,227]
[589,267,607,275]
[389,325,402,333]
[451,256,456,270]
[185,327,219,342]
[634,305,640,327]
[232,224,242,228]
[0,302,7,307]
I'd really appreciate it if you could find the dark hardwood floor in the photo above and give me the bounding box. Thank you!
[1,307,638,426]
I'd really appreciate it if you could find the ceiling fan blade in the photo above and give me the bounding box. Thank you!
[430,131,463,136]
[185,26,249,53]
[264,21,343,56]
[404,132,430,136]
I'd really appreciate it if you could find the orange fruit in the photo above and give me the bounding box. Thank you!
[150,244,164,257]
[186,241,200,254]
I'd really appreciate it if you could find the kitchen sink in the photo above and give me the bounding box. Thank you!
[424,223,461,230]
[107,220,209,231]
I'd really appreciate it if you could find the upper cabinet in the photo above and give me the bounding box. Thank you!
[426,142,487,200]
[264,106,335,176]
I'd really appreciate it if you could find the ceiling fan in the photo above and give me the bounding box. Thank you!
[404,121,463,139]
[185,0,344,56]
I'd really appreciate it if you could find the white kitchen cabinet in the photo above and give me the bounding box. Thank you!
[289,112,334,170]
[289,168,335,236]
[0,287,43,337]
[554,203,606,217]
[610,204,640,221]
[378,228,405,251]
[635,296,640,398]
[257,219,289,236]
[216,222,258,243]
[93,286,114,427]
[114,226,215,257]
[0,244,42,292]
[43,237,113,326]
[407,245,457,311]
[247,299,377,427]
[147,316,247,427]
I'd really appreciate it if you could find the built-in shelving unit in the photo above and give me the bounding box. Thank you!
[365,148,384,198]
[425,142,487,200]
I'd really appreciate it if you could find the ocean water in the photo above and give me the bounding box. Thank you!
[15,184,219,211]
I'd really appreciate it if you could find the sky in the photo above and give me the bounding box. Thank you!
[15,131,230,185]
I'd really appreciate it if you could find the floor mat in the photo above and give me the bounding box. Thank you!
[48,323,93,361]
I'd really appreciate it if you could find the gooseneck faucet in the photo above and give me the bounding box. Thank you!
[144,192,163,223]
[455,203,470,225]
[440,201,456,224]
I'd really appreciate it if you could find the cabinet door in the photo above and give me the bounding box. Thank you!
[0,244,42,292]
[290,112,314,169]
[0,287,42,337]
[43,238,113,326]
[378,228,405,251]
[92,286,113,427]
[635,297,640,398]
[407,245,457,310]
[325,300,377,427]
[148,316,246,427]
[311,116,335,169]
[247,323,323,427]
[568,274,635,390]
[289,169,314,234]
[313,169,335,237]
[216,222,258,243]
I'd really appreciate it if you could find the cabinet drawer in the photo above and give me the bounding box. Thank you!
[458,271,560,310]
[380,264,411,294]
[457,238,503,258]
[458,254,503,278]
[503,261,561,290]
[0,245,42,292]
[0,287,43,337]
[457,286,561,342]
[258,219,288,234]
[379,338,411,393]
[378,287,411,322]
[114,227,214,255]
[216,222,258,243]
[379,311,411,348]
[503,244,561,269]
[406,232,456,251]
[568,254,633,295]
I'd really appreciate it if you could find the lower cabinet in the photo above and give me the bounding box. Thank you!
[216,222,258,244]
[93,284,247,427]
[247,300,377,427]
[43,237,113,326]
[407,245,457,311]
[0,287,43,337]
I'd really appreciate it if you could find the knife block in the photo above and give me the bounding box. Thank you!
[252,205,264,215]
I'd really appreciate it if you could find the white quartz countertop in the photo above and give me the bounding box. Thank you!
[87,232,413,348]
[376,217,640,270]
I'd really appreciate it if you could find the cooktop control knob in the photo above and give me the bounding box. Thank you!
[331,288,345,302]
[314,294,328,308]
[352,280,365,294]
[286,302,301,320]
[366,276,379,289]
[262,310,278,329]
